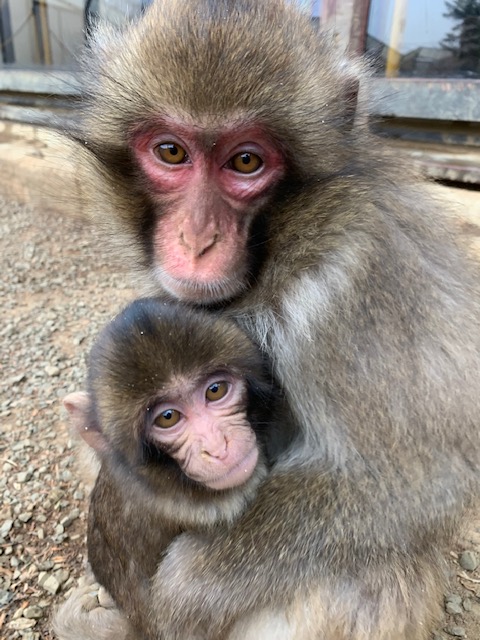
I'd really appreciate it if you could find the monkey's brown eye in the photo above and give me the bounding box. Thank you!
[155,143,187,164]
[206,381,229,402]
[154,409,181,428]
[231,152,262,174]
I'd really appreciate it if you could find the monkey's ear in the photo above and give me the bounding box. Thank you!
[63,391,109,454]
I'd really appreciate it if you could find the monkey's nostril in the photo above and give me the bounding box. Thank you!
[202,436,228,460]
[180,232,218,258]
[198,234,218,257]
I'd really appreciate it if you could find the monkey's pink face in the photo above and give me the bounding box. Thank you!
[133,119,285,303]
[147,375,259,490]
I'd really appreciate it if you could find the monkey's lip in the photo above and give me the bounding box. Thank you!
[202,447,259,491]
[165,278,239,304]
[154,267,245,304]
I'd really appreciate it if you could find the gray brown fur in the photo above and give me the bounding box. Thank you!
[54,1,480,638]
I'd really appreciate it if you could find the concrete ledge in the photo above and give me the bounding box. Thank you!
[0,69,79,95]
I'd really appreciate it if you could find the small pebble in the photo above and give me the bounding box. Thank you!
[45,365,60,377]
[445,593,463,615]
[459,550,479,572]
[8,618,37,630]
[444,627,466,638]
[40,574,61,595]
[23,605,44,619]
[16,471,32,483]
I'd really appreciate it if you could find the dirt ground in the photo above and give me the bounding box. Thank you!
[1,171,480,638]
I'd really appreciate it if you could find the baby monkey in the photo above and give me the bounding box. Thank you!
[63,298,280,638]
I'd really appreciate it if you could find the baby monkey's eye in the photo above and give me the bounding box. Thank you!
[205,381,229,402]
[154,409,182,428]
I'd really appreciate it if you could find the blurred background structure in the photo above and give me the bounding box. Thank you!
[1,0,480,184]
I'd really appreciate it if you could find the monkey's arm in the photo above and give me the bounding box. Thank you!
[147,461,447,640]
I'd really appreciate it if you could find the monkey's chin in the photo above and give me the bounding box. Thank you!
[202,448,259,491]
[152,267,246,305]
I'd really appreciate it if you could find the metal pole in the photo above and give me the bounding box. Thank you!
[0,0,15,64]
[32,0,52,65]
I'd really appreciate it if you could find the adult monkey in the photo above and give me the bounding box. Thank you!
[56,0,480,638]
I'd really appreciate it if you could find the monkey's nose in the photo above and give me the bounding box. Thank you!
[180,232,218,258]
[202,436,228,460]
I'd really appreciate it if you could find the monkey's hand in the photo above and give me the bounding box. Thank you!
[52,574,137,640]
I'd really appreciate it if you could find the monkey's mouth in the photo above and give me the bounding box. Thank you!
[153,266,247,305]
[201,447,259,491]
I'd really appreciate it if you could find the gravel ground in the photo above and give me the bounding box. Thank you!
[1,195,480,639]
[0,197,132,639]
